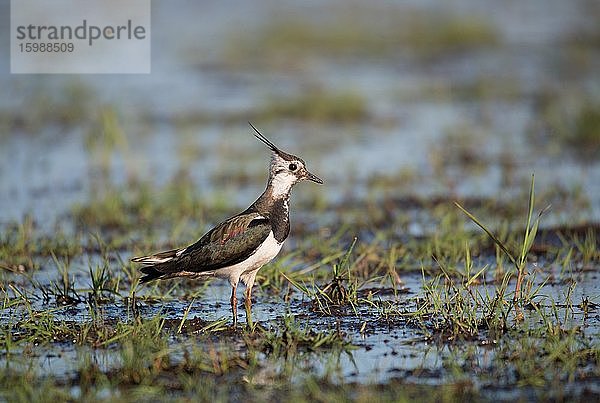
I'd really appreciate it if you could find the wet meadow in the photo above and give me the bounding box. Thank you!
[1,1,599,401]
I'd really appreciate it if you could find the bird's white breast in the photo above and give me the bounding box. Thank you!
[243,231,283,271]
[212,231,283,285]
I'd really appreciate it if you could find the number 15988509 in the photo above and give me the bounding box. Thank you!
[19,42,74,53]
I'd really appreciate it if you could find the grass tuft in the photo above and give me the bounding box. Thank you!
[455,174,549,304]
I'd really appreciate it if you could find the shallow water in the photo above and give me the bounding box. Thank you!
[3,268,598,388]
[1,0,599,224]
[1,0,599,400]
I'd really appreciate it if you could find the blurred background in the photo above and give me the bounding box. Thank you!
[0,0,599,226]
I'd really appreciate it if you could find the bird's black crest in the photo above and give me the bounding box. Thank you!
[249,122,281,153]
[248,122,297,162]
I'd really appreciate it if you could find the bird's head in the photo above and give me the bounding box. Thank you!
[250,123,323,197]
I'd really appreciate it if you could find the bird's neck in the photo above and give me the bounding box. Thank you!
[250,179,291,243]
[254,179,290,213]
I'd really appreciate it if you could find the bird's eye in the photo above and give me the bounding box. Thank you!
[288,163,297,171]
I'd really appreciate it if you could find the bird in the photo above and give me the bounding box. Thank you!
[131,123,323,326]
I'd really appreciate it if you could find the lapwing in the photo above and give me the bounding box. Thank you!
[131,123,323,326]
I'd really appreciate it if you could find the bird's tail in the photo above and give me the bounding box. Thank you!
[132,247,182,283]
[139,266,165,283]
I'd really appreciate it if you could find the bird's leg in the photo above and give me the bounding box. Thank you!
[244,285,252,311]
[230,284,238,327]
[242,272,257,329]
[244,285,253,328]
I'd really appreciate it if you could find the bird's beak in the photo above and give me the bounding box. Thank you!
[304,169,324,184]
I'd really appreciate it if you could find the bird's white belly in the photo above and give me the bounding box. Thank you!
[214,231,283,285]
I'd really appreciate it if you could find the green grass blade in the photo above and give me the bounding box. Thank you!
[178,298,196,334]
[519,174,536,266]
[455,202,517,267]
[466,265,488,287]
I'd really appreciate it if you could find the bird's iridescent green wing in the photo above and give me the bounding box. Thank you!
[153,212,272,274]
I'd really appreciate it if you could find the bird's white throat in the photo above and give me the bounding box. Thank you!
[270,172,296,198]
